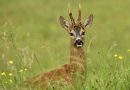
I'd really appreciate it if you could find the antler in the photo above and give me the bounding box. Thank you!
[68,4,75,25]
[68,4,82,25]
[77,4,81,23]
[69,13,75,25]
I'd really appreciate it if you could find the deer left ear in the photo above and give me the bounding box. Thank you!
[83,14,93,30]
[59,16,70,31]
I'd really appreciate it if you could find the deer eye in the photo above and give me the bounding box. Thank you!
[81,32,85,35]
[70,33,74,36]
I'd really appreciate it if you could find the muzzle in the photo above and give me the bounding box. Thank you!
[74,39,83,48]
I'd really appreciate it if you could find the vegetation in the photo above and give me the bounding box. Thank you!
[0,0,130,90]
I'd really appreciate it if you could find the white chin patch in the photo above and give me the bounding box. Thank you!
[76,44,83,48]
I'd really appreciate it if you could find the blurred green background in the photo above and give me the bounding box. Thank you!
[0,0,130,90]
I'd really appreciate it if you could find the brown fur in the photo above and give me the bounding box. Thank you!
[20,40,85,89]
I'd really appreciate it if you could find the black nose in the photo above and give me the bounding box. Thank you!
[75,39,83,45]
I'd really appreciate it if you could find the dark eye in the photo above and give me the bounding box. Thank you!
[82,32,85,35]
[70,33,74,36]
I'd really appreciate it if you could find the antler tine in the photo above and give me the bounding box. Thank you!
[68,4,75,25]
[78,4,81,23]
[69,13,75,25]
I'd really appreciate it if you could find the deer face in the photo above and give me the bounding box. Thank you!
[59,8,93,48]
[69,25,85,48]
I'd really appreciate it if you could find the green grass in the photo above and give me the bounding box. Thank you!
[0,0,130,90]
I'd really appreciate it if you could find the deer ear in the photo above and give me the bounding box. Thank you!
[83,14,93,29]
[59,16,70,31]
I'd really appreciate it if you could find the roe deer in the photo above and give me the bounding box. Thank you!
[20,5,93,89]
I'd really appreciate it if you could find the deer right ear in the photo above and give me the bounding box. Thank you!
[83,14,93,30]
[59,16,70,31]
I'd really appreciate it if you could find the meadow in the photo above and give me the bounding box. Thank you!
[0,0,130,90]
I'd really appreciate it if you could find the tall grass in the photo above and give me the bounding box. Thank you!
[0,0,130,90]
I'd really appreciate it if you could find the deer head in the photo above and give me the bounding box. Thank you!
[59,5,93,48]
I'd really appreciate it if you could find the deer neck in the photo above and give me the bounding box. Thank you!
[70,39,85,70]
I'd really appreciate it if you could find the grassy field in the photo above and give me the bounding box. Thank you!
[0,0,130,90]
